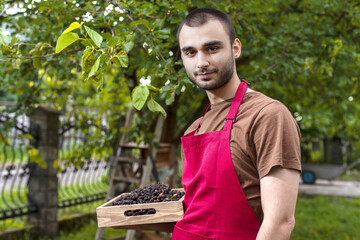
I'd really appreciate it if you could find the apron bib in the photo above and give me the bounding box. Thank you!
[172,80,261,240]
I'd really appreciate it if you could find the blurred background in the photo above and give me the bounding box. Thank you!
[0,0,359,239]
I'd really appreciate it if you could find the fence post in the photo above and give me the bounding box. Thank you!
[28,106,60,237]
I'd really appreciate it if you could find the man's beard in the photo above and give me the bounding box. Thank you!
[186,57,234,90]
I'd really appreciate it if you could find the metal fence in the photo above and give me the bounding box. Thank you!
[0,111,109,221]
[0,113,37,220]
[58,123,109,208]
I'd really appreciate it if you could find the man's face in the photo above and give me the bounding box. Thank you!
[178,20,236,90]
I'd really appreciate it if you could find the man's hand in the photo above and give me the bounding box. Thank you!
[256,166,300,240]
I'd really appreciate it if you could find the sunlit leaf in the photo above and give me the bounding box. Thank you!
[147,97,167,118]
[62,22,82,34]
[84,25,103,48]
[55,32,79,53]
[132,86,149,110]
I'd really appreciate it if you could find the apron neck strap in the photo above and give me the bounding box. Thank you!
[195,79,249,132]
[223,79,249,131]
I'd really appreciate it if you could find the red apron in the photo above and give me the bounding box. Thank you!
[172,80,261,240]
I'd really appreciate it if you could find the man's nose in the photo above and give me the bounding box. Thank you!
[196,52,209,68]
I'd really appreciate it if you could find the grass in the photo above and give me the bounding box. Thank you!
[3,194,357,240]
[0,143,28,164]
[38,219,127,240]
[337,169,360,181]
[57,195,359,240]
[292,194,360,240]
[0,200,127,239]
[0,181,108,232]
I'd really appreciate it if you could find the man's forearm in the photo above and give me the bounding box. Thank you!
[256,218,295,240]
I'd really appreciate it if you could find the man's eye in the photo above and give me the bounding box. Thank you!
[208,47,218,52]
[186,51,195,56]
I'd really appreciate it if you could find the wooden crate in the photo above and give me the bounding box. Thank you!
[96,188,184,229]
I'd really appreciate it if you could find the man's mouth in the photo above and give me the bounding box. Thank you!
[194,69,217,79]
[197,73,213,79]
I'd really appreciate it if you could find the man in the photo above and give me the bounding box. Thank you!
[172,8,301,240]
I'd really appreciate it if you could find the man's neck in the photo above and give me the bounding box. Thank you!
[206,77,252,104]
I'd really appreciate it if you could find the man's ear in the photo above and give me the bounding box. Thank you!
[233,38,241,58]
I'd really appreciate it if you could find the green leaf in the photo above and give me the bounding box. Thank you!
[0,34,11,45]
[158,29,171,35]
[148,85,160,92]
[126,33,136,42]
[55,32,80,53]
[23,134,34,140]
[1,44,12,54]
[106,36,122,47]
[90,70,103,83]
[132,86,149,110]
[10,36,20,46]
[123,41,134,53]
[12,58,21,69]
[114,52,128,68]
[80,39,94,47]
[324,65,333,77]
[84,25,103,48]
[62,22,82,34]
[27,147,47,168]
[174,3,188,11]
[147,97,167,118]
[165,90,175,105]
[88,54,101,79]
[82,48,96,74]
[130,20,150,29]
[33,57,42,68]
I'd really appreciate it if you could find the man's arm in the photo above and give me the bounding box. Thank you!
[256,166,300,240]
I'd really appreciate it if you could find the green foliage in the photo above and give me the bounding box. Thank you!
[26,146,47,168]
[229,0,360,142]
[0,0,359,163]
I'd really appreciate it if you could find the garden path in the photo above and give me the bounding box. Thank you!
[299,179,360,198]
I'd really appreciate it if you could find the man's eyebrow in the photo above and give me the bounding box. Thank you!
[181,41,224,52]
[181,46,193,52]
[203,40,223,47]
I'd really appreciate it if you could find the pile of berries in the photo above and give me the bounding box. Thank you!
[113,184,184,206]
[113,184,185,217]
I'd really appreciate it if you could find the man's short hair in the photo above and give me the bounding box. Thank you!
[177,8,236,44]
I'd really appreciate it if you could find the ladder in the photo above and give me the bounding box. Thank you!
[95,111,164,240]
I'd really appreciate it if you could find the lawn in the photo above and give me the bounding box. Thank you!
[33,195,360,240]
[1,190,359,239]
[292,194,360,240]
[0,143,28,165]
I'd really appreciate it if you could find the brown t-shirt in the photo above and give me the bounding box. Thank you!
[182,91,301,222]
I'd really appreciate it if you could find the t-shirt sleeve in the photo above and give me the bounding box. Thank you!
[250,101,301,178]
